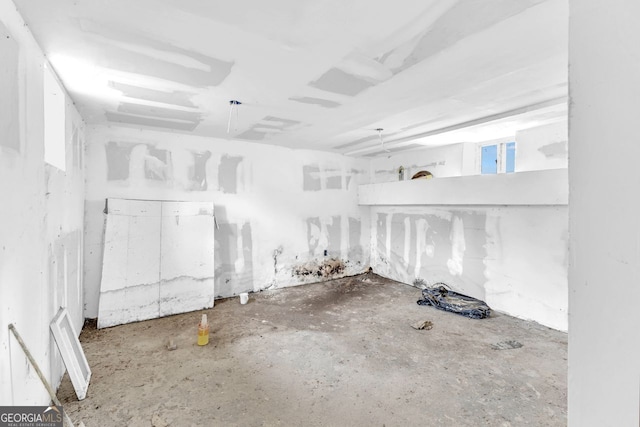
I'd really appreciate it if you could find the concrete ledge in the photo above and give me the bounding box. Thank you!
[358,169,568,206]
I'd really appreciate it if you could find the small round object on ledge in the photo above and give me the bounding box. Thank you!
[411,170,434,180]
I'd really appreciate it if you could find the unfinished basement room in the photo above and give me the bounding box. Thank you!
[1,0,639,426]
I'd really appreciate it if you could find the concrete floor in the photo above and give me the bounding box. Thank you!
[58,273,567,426]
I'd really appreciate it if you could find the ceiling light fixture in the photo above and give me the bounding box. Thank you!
[376,128,390,152]
[227,100,242,133]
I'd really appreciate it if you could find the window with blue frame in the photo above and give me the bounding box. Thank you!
[481,145,498,174]
[505,141,515,173]
[480,141,515,174]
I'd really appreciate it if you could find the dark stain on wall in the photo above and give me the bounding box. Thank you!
[218,155,243,194]
[294,258,346,278]
[105,141,134,181]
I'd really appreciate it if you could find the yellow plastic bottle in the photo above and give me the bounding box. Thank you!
[197,314,209,346]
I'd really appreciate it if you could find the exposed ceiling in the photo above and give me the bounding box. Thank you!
[15,0,568,156]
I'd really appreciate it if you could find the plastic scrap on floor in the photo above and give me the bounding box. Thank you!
[411,320,433,330]
[491,340,523,350]
[416,283,491,319]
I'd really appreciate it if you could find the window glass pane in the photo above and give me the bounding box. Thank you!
[481,145,497,174]
[505,141,516,173]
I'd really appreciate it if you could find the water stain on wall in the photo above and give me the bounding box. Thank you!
[105,141,134,180]
[294,258,345,278]
[303,165,321,191]
[218,155,242,194]
[191,151,212,191]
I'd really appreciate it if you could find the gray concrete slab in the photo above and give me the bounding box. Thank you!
[58,273,567,426]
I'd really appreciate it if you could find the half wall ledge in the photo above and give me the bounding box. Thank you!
[358,169,568,206]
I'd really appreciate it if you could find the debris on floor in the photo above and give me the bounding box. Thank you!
[411,320,433,330]
[166,339,177,351]
[416,283,491,319]
[491,340,523,350]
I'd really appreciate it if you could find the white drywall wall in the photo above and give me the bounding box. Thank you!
[0,0,85,405]
[363,122,569,331]
[369,120,567,183]
[569,0,640,425]
[369,143,464,183]
[367,202,568,331]
[359,169,568,206]
[516,120,568,172]
[83,125,371,319]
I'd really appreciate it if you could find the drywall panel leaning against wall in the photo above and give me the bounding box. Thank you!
[83,125,371,319]
[98,199,215,328]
